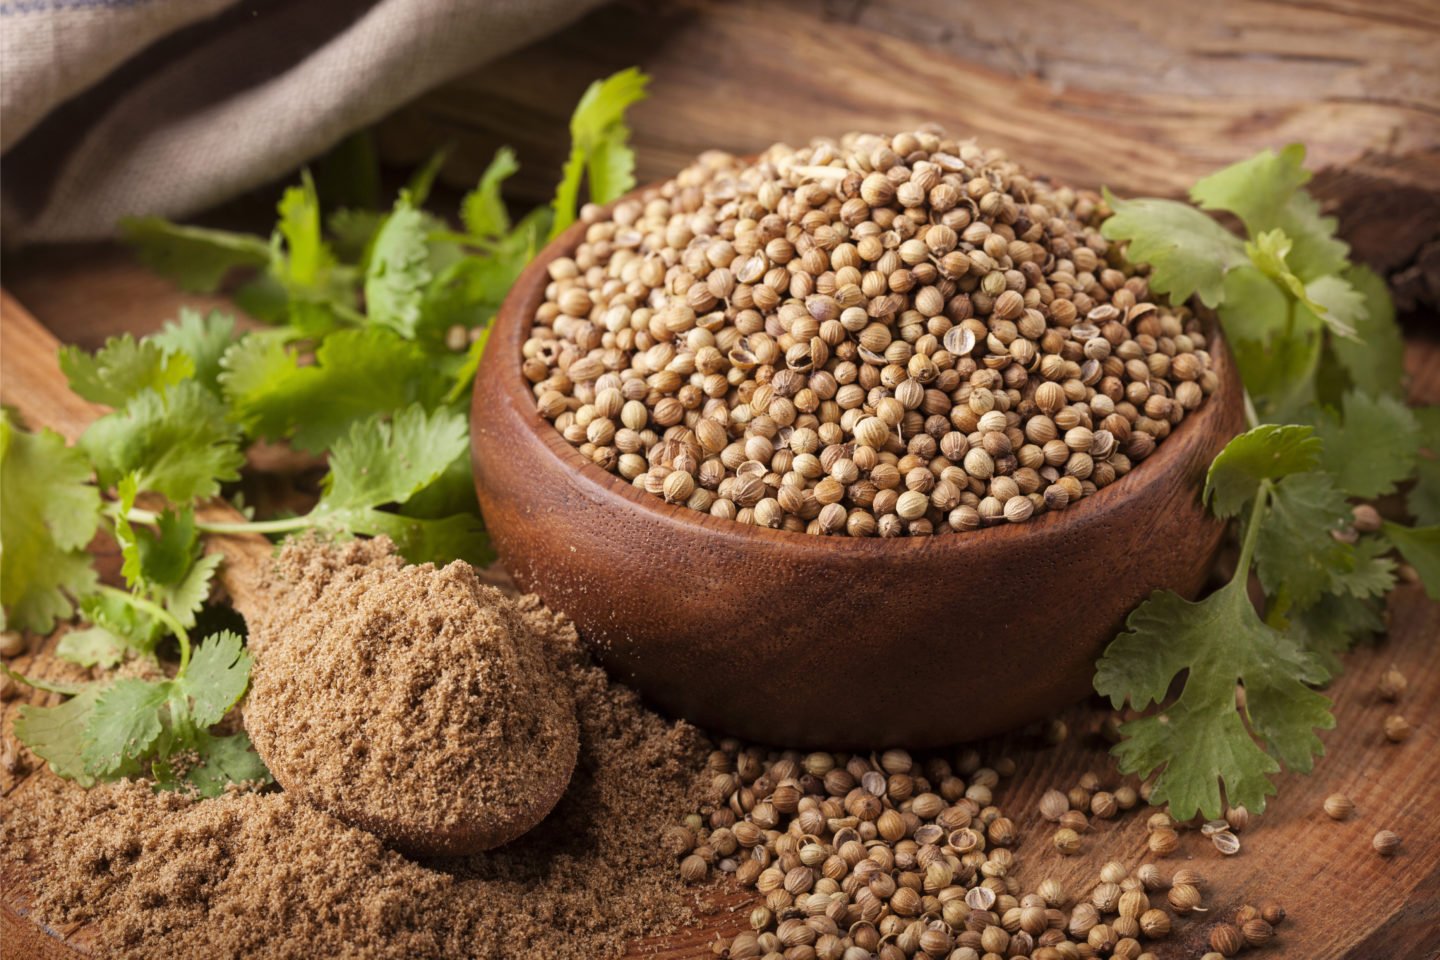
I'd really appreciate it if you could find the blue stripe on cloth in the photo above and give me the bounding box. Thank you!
[1,0,152,15]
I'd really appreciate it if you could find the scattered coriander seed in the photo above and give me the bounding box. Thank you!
[1099,860,1128,884]
[0,631,26,658]
[1235,904,1259,925]
[1136,863,1167,891]
[1200,820,1229,837]
[1114,785,1139,810]
[1078,772,1102,792]
[1090,791,1119,819]
[1039,789,1070,822]
[1224,805,1249,832]
[1323,793,1355,820]
[1377,666,1407,701]
[1037,877,1066,907]
[1242,917,1275,947]
[1053,827,1082,855]
[0,673,20,702]
[1059,809,1090,834]
[1211,830,1241,856]
[1139,908,1171,938]
[1148,827,1179,856]
[1209,922,1245,957]
[1172,867,1207,889]
[1383,714,1413,742]
[1259,899,1286,926]
[1373,830,1402,856]
[1352,503,1383,532]
[1168,883,1205,914]
[680,854,708,883]
[1145,811,1174,833]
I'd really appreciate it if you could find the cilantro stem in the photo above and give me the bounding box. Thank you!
[1236,478,1270,578]
[0,661,85,697]
[118,504,312,536]
[98,586,192,677]
[1242,389,1261,431]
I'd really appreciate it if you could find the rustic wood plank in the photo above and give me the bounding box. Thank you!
[2,256,1438,959]
[376,0,1440,309]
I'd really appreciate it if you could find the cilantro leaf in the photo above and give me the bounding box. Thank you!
[120,217,270,293]
[155,730,271,798]
[1289,592,1385,676]
[1217,265,1291,346]
[1328,265,1405,400]
[135,506,202,588]
[1253,472,1351,611]
[151,309,238,395]
[551,67,649,238]
[321,404,468,510]
[157,552,222,629]
[1383,522,1440,600]
[341,509,492,567]
[1331,537,1397,600]
[80,591,163,656]
[1302,274,1364,341]
[405,148,450,207]
[82,678,168,776]
[274,171,335,290]
[329,208,386,263]
[13,686,101,785]
[1409,407,1440,526]
[462,147,520,239]
[364,195,433,337]
[1094,579,1333,818]
[1190,143,1348,281]
[222,327,444,452]
[1231,329,1322,423]
[177,630,251,728]
[82,381,245,501]
[1314,392,1420,498]
[1100,190,1247,307]
[1245,229,1356,338]
[59,334,194,407]
[0,416,101,633]
[1203,425,1322,517]
[56,626,128,669]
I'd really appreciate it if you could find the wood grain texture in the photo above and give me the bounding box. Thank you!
[377,0,1440,309]
[472,198,1246,749]
[2,256,1437,960]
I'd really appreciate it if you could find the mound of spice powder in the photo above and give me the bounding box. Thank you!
[527,128,1218,536]
[245,537,580,855]
[2,586,711,959]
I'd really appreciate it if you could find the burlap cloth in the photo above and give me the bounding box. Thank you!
[0,0,601,245]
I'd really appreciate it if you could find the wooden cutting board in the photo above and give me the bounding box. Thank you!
[2,253,1439,959]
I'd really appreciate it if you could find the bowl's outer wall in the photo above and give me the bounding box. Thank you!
[473,211,1247,750]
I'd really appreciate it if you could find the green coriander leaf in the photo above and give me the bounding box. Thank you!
[157,552,222,629]
[1216,265,1291,345]
[274,170,334,289]
[13,686,101,785]
[113,473,144,587]
[1331,537,1397,600]
[1203,425,1322,518]
[1253,472,1351,611]
[1315,391,1420,498]
[56,626,128,669]
[1382,522,1440,600]
[82,381,245,501]
[1099,190,1247,307]
[0,415,101,633]
[337,508,492,567]
[150,309,238,395]
[405,148,450,207]
[59,334,194,407]
[365,195,433,338]
[329,208,386,264]
[1231,330,1322,423]
[1277,188,1350,281]
[156,730,271,798]
[80,591,162,656]
[551,67,649,238]
[1191,144,1311,235]
[82,678,168,776]
[120,217,269,293]
[1094,579,1333,818]
[1302,274,1363,340]
[221,328,442,452]
[177,630,250,728]
[1246,230,1311,304]
[1408,407,1440,525]
[321,404,469,511]
[1289,592,1385,677]
[1329,265,1405,400]
[461,147,519,239]
[399,446,479,520]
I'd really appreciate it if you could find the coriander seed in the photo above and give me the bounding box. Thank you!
[1373,829,1401,856]
[1209,922,1244,957]
[1323,793,1354,820]
[1383,714,1413,742]
[1377,666,1407,701]
[1053,828,1081,855]
[1148,827,1179,856]
[1242,917,1274,947]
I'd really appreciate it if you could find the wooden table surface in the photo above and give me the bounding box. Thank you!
[1,252,1438,958]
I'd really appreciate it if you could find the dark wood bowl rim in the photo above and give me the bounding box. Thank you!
[482,202,1236,555]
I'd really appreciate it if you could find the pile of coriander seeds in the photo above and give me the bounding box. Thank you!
[524,129,1218,536]
[674,745,1285,960]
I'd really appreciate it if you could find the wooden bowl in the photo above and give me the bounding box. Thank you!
[472,208,1246,750]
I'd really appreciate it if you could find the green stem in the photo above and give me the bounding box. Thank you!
[1236,478,1270,578]
[0,661,85,697]
[1242,389,1261,431]
[114,503,312,537]
[99,586,192,676]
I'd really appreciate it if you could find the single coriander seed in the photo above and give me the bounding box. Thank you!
[1323,793,1355,820]
[1373,830,1401,856]
[1377,666,1407,701]
[1383,713,1413,742]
